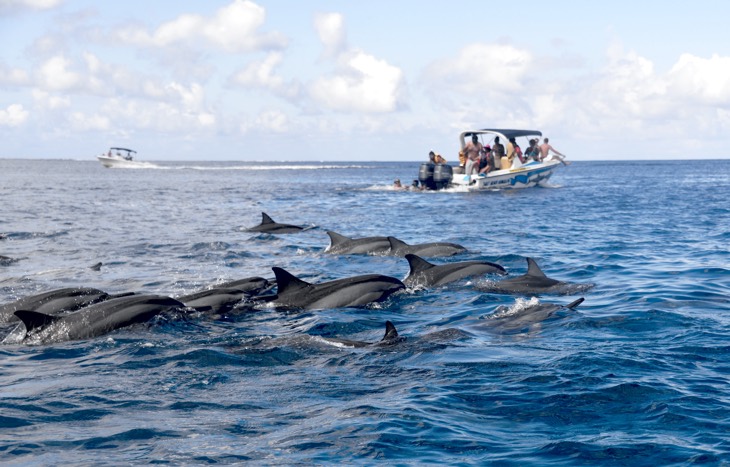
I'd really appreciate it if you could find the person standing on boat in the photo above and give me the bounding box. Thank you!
[539,138,570,165]
[491,136,505,170]
[504,137,519,169]
[463,134,483,175]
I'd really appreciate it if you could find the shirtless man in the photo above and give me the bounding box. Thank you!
[539,138,569,165]
[463,134,483,175]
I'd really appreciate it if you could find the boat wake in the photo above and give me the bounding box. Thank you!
[538,181,563,188]
[154,164,370,171]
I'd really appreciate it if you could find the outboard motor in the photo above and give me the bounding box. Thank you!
[433,164,453,190]
[418,163,436,190]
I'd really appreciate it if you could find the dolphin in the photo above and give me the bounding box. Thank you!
[403,254,506,287]
[89,262,103,271]
[1,255,17,266]
[0,287,119,325]
[317,321,404,348]
[177,288,249,313]
[214,276,276,296]
[324,231,391,255]
[482,297,584,334]
[386,236,466,257]
[481,258,593,295]
[13,294,184,344]
[271,267,405,310]
[245,212,304,234]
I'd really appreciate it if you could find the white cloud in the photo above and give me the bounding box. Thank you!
[164,82,216,127]
[667,53,730,106]
[32,89,70,110]
[255,109,288,132]
[0,62,29,85]
[314,12,346,59]
[68,111,110,131]
[0,103,29,126]
[310,50,404,113]
[425,43,533,95]
[308,11,405,114]
[115,0,287,53]
[38,55,80,91]
[0,0,61,14]
[230,52,299,98]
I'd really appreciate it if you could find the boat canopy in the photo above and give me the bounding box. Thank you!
[462,129,542,140]
[109,147,137,153]
[459,129,543,150]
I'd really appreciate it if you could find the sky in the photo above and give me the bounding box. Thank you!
[2,0,730,161]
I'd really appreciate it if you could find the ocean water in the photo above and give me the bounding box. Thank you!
[1,158,729,465]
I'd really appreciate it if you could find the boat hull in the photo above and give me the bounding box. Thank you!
[97,155,150,169]
[449,160,561,190]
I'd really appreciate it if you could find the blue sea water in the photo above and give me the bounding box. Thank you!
[1,158,729,465]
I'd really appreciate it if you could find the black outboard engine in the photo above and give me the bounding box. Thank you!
[433,164,453,190]
[418,163,436,190]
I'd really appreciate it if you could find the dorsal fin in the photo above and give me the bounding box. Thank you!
[382,321,398,340]
[525,258,547,277]
[388,236,409,250]
[405,254,435,274]
[326,231,351,246]
[14,310,59,332]
[261,212,275,224]
[566,297,585,309]
[272,267,311,295]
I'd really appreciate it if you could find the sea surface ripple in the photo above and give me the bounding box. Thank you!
[1,159,729,465]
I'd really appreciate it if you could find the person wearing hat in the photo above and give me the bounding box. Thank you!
[433,151,447,164]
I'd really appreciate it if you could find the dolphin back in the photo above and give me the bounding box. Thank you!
[326,231,351,248]
[383,321,399,340]
[405,254,435,274]
[14,310,59,332]
[388,236,409,253]
[272,267,312,296]
[526,258,548,277]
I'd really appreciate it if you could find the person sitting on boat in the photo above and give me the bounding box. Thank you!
[539,137,570,165]
[433,152,447,164]
[478,145,492,174]
[491,136,505,170]
[525,139,540,162]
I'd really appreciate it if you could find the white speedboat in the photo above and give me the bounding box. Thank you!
[418,129,564,190]
[97,147,150,168]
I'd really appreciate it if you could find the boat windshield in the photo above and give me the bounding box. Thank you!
[108,147,137,160]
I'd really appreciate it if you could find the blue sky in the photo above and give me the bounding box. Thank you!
[2,0,730,161]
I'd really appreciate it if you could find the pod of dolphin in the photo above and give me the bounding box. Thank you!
[0,212,593,345]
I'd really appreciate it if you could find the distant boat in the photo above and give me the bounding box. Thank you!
[97,147,149,168]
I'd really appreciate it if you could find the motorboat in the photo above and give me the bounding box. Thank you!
[97,147,150,168]
[417,129,564,190]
